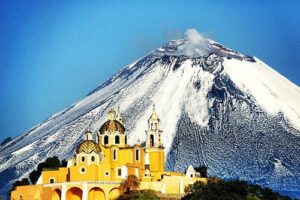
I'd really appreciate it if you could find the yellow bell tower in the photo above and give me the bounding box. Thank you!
[144,105,165,180]
[146,104,163,148]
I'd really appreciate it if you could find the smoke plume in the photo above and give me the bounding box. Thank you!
[177,29,210,57]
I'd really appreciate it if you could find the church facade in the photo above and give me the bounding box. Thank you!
[11,107,207,200]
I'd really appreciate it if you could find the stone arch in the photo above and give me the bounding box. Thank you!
[66,187,82,200]
[88,187,105,200]
[51,188,61,200]
[109,188,121,200]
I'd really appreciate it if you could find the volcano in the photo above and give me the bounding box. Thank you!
[1,30,300,195]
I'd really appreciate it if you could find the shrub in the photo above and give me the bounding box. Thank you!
[120,175,140,194]
[182,179,291,200]
[194,166,208,178]
[118,190,159,200]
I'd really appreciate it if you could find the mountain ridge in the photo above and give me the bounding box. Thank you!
[1,36,300,196]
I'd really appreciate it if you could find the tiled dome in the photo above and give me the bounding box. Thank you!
[99,120,125,134]
[76,140,101,154]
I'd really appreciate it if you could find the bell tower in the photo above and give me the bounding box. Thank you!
[144,105,165,179]
[146,105,163,148]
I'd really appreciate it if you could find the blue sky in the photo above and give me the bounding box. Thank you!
[0,0,300,141]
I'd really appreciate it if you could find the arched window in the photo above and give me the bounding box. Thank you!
[135,149,140,161]
[104,135,109,145]
[115,135,120,144]
[150,134,154,147]
[125,135,127,144]
[81,156,85,163]
[91,156,95,162]
[113,149,117,160]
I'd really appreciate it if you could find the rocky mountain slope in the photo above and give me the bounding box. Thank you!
[1,31,300,195]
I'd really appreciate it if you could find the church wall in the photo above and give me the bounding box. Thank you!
[11,185,52,200]
[132,146,145,179]
[42,168,68,184]
[69,165,101,182]
[159,150,165,172]
[99,147,112,181]
[111,148,132,164]
[76,152,101,167]
[147,149,164,172]
[140,181,164,192]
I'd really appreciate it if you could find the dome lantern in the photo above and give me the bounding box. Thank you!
[84,128,93,141]
[108,108,116,121]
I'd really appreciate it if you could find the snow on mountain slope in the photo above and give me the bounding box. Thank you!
[223,58,300,131]
[0,29,300,195]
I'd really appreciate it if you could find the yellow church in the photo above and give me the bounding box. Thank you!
[11,106,207,200]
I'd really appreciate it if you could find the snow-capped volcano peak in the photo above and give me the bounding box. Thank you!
[155,29,300,132]
[173,29,210,57]
[1,34,300,195]
[155,29,253,62]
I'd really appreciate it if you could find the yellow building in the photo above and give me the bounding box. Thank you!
[11,106,207,200]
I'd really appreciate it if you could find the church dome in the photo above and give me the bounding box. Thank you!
[76,140,101,154]
[99,120,125,135]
